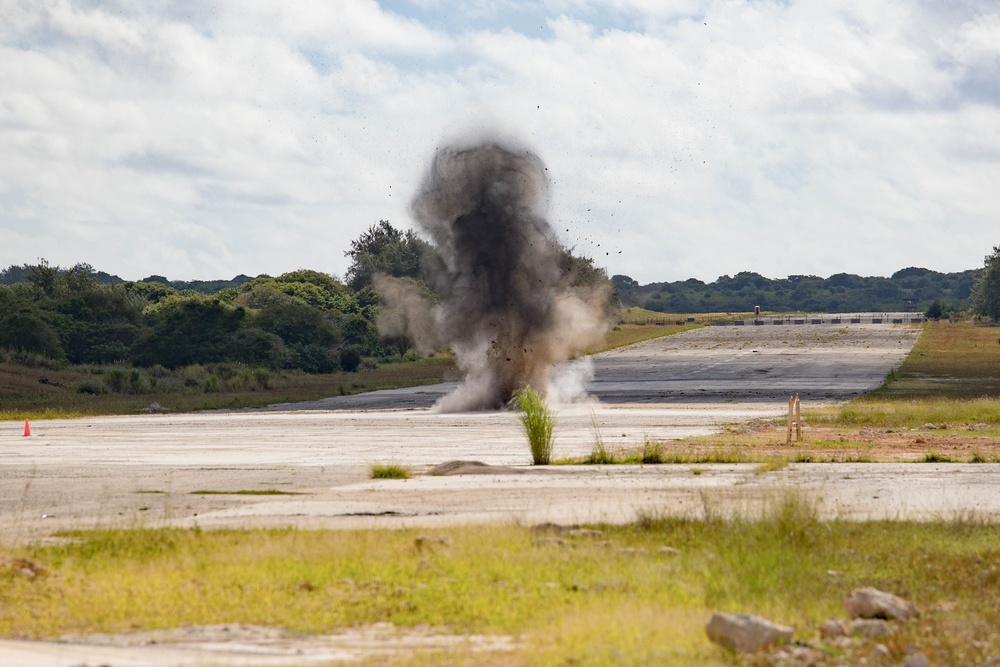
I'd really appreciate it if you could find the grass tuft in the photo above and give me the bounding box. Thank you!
[369,463,413,479]
[515,387,555,465]
[640,438,665,464]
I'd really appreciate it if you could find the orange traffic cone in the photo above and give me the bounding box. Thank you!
[23,419,31,437]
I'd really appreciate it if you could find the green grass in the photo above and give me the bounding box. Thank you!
[825,395,1000,429]
[868,320,1000,400]
[516,387,555,465]
[0,355,459,421]
[369,463,414,479]
[755,456,791,474]
[2,503,999,665]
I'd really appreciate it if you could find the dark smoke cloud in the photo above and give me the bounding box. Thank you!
[379,139,613,412]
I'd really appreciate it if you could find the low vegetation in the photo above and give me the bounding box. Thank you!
[516,387,555,465]
[0,353,457,420]
[1,497,998,665]
[370,463,413,479]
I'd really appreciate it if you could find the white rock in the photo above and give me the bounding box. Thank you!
[819,618,846,639]
[904,653,930,667]
[849,619,891,639]
[845,587,917,620]
[705,612,794,653]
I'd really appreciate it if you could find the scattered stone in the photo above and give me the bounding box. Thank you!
[845,587,917,620]
[705,612,794,653]
[771,643,822,665]
[619,547,646,555]
[872,643,891,658]
[0,554,49,579]
[849,619,891,639]
[934,599,958,612]
[658,546,681,555]
[819,618,846,639]
[564,528,604,538]
[530,522,563,535]
[141,402,171,413]
[903,653,930,667]
[532,537,569,548]
[413,535,450,552]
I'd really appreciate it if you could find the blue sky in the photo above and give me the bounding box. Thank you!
[1,0,998,283]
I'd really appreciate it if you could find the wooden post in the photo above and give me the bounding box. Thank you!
[786,395,793,446]
[795,394,802,441]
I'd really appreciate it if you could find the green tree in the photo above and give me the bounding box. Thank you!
[344,220,432,291]
[133,296,247,368]
[0,310,64,358]
[972,245,1000,321]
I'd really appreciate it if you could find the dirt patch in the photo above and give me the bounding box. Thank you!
[0,623,517,667]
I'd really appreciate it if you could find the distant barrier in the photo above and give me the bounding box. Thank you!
[625,313,925,326]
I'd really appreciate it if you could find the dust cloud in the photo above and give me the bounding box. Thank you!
[378,138,613,412]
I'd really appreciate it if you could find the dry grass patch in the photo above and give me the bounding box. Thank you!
[873,320,1000,399]
[0,356,458,420]
[2,501,999,665]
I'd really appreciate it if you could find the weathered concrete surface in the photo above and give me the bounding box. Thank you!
[10,320,993,667]
[260,322,919,410]
[0,321,946,543]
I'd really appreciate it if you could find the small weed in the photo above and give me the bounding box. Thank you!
[640,438,664,464]
[369,463,413,479]
[922,452,955,463]
[584,441,618,464]
[754,457,790,474]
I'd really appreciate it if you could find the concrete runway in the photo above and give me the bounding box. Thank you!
[6,320,990,545]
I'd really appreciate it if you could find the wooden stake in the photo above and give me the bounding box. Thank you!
[795,394,802,441]
[786,395,793,446]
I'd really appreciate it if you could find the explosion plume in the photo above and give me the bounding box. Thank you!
[381,139,613,412]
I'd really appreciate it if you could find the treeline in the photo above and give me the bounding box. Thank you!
[613,267,978,314]
[0,262,380,373]
[0,263,258,294]
[0,220,617,375]
[0,222,444,373]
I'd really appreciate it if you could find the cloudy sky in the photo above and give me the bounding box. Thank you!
[2,1,998,284]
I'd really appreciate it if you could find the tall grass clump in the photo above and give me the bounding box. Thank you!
[369,463,413,479]
[640,438,665,464]
[584,440,617,464]
[516,386,555,465]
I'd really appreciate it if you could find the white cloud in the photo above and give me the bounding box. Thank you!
[1,0,998,283]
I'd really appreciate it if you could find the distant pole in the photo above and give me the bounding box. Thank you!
[786,396,793,446]
[795,394,802,441]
